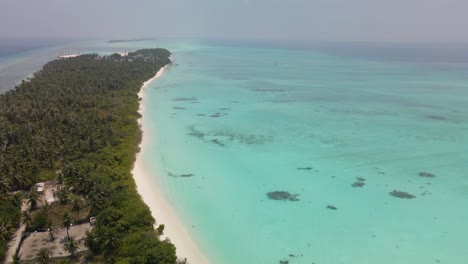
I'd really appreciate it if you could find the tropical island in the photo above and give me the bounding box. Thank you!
[0,48,185,263]
[107,38,155,43]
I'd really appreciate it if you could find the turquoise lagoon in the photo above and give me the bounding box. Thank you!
[140,42,468,264]
[2,40,468,263]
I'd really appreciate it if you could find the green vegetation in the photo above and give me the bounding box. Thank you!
[63,237,78,257]
[0,198,20,260]
[36,248,51,264]
[0,49,180,262]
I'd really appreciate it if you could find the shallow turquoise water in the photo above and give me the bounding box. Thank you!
[141,42,468,264]
[2,40,467,263]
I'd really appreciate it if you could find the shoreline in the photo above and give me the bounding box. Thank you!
[132,65,210,264]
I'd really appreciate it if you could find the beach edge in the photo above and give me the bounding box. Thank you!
[132,65,210,264]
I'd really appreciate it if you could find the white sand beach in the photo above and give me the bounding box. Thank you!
[132,65,210,264]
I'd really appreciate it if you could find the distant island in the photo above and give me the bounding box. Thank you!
[108,38,155,43]
[0,49,186,263]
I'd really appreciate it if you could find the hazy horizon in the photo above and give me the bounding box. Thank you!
[1,0,468,44]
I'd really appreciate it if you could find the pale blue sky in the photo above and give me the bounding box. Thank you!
[1,0,467,42]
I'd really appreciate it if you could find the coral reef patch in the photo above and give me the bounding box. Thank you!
[425,115,447,121]
[389,190,416,199]
[172,96,198,102]
[352,181,365,188]
[168,172,195,178]
[352,177,366,187]
[418,172,436,178]
[297,167,313,170]
[267,191,300,201]
[187,125,273,147]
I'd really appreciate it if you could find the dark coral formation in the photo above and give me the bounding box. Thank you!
[352,181,365,188]
[267,191,300,201]
[252,88,286,92]
[425,115,447,121]
[154,83,177,90]
[210,111,229,118]
[168,172,195,178]
[352,177,366,187]
[389,190,416,199]
[172,97,197,102]
[187,125,273,146]
[173,106,187,110]
[222,132,271,145]
[297,167,313,170]
[187,126,205,139]
[210,139,225,147]
[418,172,436,178]
[420,190,432,196]
[326,205,337,210]
[375,167,385,174]
[263,99,298,104]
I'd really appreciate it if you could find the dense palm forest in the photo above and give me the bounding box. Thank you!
[0,49,181,263]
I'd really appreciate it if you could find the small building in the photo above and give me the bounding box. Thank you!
[90,216,96,226]
[35,182,44,193]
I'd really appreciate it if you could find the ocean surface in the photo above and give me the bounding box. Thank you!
[2,40,468,263]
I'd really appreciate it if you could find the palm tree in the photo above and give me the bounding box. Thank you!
[56,260,72,264]
[21,211,33,229]
[0,178,11,193]
[102,231,118,253]
[11,192,24,209]
[46,221,56,241]
[63,236,79,256]
[70,194,82,220]
[12,253,22,264]
[27,189,39,210]
[35,248,51,264]
[41,202,50,215]
[62,164,78,180]
[11,173,32,190]
[157,224,165,235]
[86,184,107,215]
[87,194,104,216]
[57,172,64,189]
[62,212,72,240]
[0,222,12,240]
[57,188,70,205]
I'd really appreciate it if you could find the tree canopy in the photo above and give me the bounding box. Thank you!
[0,48,179,263]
